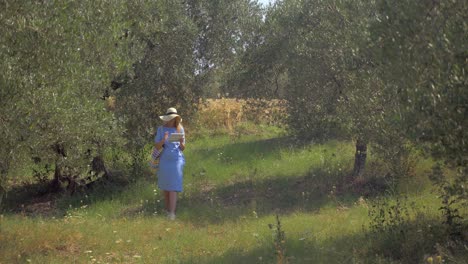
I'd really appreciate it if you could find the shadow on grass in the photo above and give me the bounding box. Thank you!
[190,136,300,166]
[1,137,294,215]
[170,167,365,226]
[2,136,382,222]
[180,217,465,264]
[1,170,149,217]
[190,136,353,173]
[3,168,385,225]
[179,234,360,264]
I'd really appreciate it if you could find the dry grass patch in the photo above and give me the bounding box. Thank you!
[192,98,288,134]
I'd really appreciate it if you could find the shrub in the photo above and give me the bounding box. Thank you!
[429,164,468,242]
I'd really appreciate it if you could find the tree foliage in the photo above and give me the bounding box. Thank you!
[0,0,133,191]
[112,0,199,151]
[226,0,466,182]
[371,0,468,166]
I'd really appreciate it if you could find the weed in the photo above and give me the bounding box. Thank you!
[367,195,417,261]
[368,196,413,235]
[269,214,287,264]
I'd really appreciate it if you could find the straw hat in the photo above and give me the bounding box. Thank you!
[159,107,182,122]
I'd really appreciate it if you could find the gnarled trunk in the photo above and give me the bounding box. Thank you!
[50,143,67,192]
[50,142,111,193]
[91,156,112,180]
[51,161,65,192]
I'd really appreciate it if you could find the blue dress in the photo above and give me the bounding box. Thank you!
[154,126,185,192]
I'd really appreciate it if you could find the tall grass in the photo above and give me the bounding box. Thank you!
[189,98,287,137]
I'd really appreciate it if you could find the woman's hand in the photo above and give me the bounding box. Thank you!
[179,137,185,151]
[163,131,169,141]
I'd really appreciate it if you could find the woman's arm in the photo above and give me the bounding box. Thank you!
[179,139,185,151]
[155,130,169,149]
[155,138,165,149]
[178,127,186,151]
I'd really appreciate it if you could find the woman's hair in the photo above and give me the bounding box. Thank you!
[164,117,183,132]
[175,117,183,132]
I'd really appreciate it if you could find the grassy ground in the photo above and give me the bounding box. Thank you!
[0,126,465,263]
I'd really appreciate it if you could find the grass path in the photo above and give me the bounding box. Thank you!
[0,130,452,263]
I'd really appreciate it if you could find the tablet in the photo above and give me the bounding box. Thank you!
[168,133,185,142]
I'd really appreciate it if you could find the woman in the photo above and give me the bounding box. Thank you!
[154,107,185,220]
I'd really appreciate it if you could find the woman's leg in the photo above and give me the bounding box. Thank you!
[164,191,170,212]
[168,191,177,214]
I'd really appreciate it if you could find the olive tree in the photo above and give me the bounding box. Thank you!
[370,0,468,233]
[226,0,382,174]
[0,0,134,193]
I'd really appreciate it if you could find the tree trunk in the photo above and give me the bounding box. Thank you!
[50,143,67,192]
[352,139,367,177]
[50,161,65,192]
[0,172,7,207]
[91,156,112,180]
[49,141,111,193]
[0,163,10,206]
